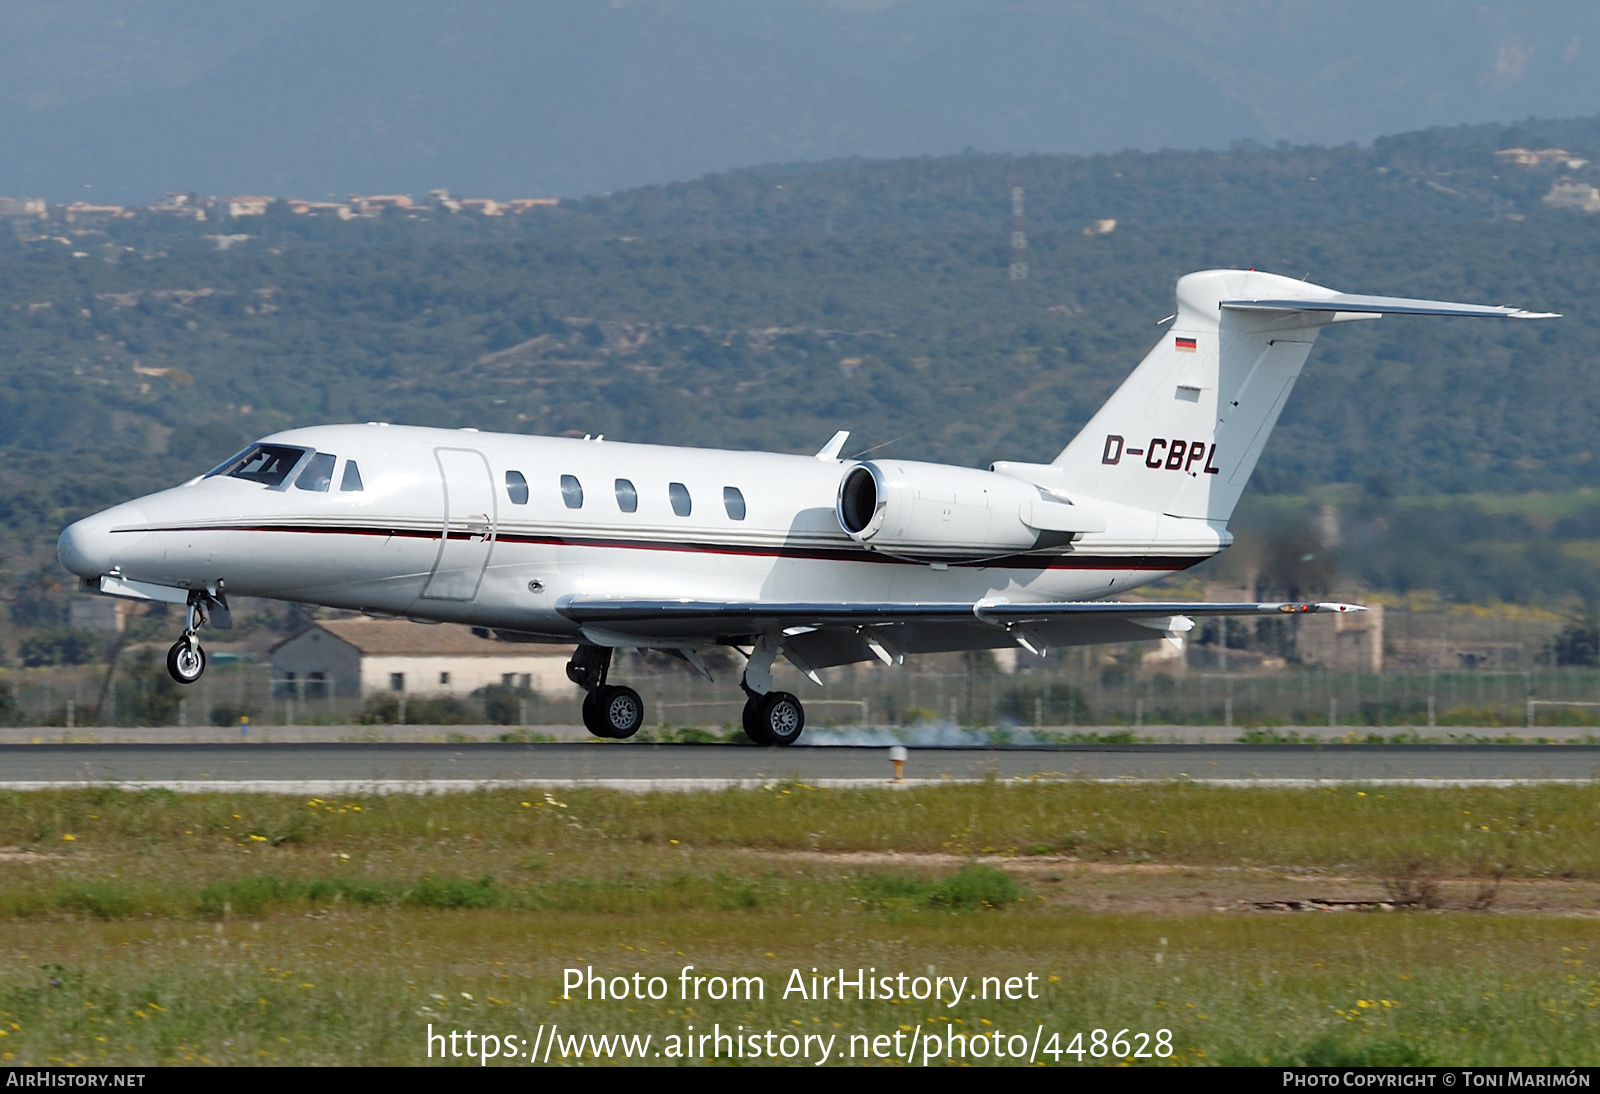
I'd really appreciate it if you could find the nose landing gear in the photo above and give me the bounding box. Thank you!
[165,591,229,684]
[568,643,645,739]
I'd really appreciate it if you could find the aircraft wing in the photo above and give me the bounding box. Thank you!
[559,596,1362,632]
[555,596,1363,671]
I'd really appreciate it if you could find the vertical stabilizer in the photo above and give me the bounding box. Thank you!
[1054,270,1348,523]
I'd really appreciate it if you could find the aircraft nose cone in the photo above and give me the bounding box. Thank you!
[57,505,146,578]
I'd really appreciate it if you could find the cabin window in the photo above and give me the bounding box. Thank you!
[215,444,307,487]
[340,460,364,492]
[668,482,692,517]
[614,478,638,513]
[505,469,529,505]
[560,474,584,509]
[293,452,336,492]
[723,486,746,520]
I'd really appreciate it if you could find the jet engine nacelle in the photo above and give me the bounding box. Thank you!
[836,460,1101,553]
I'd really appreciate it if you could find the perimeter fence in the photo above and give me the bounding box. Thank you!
[7,659,1600,732]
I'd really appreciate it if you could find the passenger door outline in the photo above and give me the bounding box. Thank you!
[421,448,497,601]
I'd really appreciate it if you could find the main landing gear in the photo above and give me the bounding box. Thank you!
[739,635,805,747]
[568,644,644,740]
[564,639,808,746]
[166,592,227,685]
[741,689,805,747]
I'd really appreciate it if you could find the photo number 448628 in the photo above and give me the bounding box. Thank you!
[1048,1028,1173,1062]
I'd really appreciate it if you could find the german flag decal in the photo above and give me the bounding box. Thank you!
[1175,336,1197,352]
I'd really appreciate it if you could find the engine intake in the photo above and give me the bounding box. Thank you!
[837,464,883,537]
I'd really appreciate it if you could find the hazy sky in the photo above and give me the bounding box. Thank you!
[1,0,1597,201]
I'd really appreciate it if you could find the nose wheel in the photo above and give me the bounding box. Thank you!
[166,636,206,684]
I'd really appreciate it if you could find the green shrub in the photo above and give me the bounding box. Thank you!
[857,865,1023,911]
[59,883,135,919]
[402,876,502,909]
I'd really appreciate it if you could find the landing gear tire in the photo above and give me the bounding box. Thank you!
[166,639,205,684]
[583,685,644,739]
[746,691,804,747]
[742,699,771,746]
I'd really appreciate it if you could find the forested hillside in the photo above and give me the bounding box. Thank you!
[6,114,1600,654]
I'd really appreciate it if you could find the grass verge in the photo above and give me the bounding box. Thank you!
[0,784,1596,1065]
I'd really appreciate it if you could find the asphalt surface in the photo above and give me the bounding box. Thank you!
[1,742,1597,785]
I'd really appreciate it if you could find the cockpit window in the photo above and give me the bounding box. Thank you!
[505,470,529,505]
[340,460,364,492]
[212,444,308,487]
[204,446,255,478]
[294,452,336,492]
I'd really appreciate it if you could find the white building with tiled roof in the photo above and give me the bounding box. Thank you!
[269,619,577,699]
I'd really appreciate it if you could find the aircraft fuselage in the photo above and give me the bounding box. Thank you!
[57,422,1224,642]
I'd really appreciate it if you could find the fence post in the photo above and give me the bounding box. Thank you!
[1328,697,1337,728]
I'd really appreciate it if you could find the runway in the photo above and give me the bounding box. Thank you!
[1,742,1597,792]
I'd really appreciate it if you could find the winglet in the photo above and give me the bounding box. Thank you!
[814,430,850,461]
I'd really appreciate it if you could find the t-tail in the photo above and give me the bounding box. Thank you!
[1049,269,1557,526]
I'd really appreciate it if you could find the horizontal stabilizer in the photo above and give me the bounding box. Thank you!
[1222,294,1559,320]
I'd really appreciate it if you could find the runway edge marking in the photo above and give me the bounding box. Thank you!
[0,777,1592,794]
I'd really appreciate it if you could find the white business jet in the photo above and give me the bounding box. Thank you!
[56,269,1556,744]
